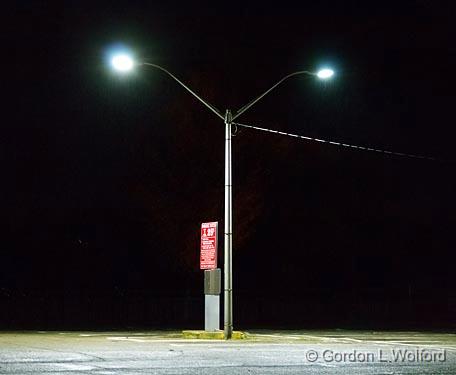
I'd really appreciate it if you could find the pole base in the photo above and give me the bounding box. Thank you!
[182,330,246,340]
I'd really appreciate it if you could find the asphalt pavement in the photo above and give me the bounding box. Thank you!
[0,330,455,374]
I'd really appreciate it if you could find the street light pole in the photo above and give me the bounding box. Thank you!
[224,109,233,339]
[111,55,334,339]
[143,62,236,338]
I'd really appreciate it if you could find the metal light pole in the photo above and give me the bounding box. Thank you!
[224,109,233,338]
[111,54,334,339]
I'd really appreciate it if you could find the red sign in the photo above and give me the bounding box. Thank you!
[200,222,218,270]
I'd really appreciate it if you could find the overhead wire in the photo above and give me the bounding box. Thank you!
[233,121,452,163]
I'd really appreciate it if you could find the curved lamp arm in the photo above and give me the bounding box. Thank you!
[232,70,316,121]
[141,62,224,121]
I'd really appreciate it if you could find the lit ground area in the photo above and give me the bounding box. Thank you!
[0,330,455,374]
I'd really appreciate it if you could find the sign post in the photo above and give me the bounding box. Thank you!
[200,222,220,331]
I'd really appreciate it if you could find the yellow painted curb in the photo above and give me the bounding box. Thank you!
[182,330,246,340]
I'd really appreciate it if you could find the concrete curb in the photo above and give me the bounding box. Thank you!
[182,330,247,340]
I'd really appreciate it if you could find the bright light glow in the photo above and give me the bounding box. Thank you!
[111,54,134,72]
[317,68,334,79]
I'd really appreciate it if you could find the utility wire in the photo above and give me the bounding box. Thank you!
[233,121,450,163]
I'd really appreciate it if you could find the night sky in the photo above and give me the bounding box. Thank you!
[3,1,456,329]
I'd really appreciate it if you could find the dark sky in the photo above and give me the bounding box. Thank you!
[3,1,456,327]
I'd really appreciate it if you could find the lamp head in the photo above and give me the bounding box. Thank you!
[111,54,134,72]
[317,68,334,79]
